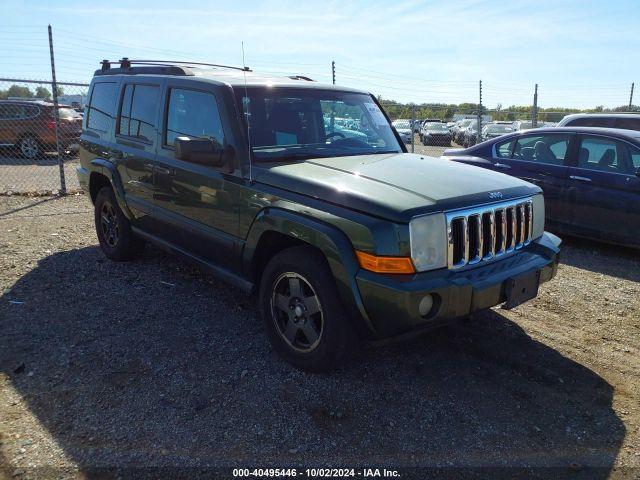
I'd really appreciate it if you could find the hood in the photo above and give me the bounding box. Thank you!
[395,128,412,134]
[255,153,540,223]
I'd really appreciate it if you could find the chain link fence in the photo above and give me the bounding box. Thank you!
[0,78,89,195]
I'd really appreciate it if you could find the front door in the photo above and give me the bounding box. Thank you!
[491,132,574,227]
[153,82,242,272]
[565,134,640,246]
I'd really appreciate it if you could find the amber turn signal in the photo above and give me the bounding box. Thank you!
[355,250,415,274]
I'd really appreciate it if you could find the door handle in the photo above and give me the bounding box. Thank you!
[494,162,511,169]
[155,166,174,175]
[569,175,592,183]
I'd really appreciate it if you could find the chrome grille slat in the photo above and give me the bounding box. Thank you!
[445,198,535,270]
[484,211,495,260]
[517,204,525,248]
[497,208,507,254]
[507,206,516,252]
[461,216,469,266]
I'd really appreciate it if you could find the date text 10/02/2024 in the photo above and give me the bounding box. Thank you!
[232,468,401,477]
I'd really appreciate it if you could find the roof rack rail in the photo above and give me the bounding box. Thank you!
[288,75,315,82]
[100,58,251,72]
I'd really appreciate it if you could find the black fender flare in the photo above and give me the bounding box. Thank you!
[243,207,376,338]
[89,159,134,220]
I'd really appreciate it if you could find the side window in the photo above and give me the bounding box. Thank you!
[0,104,23,119]
[495,138,514,158]
[513,134,571,165]
[165,88,225,148]
[568,117,613,128]
[118,84,159,143]
[25,106,40,119]
[615,117,640,132]
[87,82,117,132]
[578,136,635,174]
[630,147,640,170]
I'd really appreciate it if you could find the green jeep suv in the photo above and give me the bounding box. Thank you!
[77,59,560,371]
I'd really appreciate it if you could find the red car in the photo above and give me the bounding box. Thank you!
[0,100,83,159]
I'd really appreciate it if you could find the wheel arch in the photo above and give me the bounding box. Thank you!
[88,159,134,219]
[244,208,375,338]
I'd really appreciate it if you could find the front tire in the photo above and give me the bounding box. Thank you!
[94,186,144,261]
[258,246,358,372]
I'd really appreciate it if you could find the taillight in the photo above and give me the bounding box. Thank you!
[46,120,56,130]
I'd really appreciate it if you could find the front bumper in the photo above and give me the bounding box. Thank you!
[355,232,561,339]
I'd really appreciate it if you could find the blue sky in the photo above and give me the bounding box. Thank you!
[1,0,638,108]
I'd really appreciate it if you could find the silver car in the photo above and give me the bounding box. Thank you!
[392,119,413,144]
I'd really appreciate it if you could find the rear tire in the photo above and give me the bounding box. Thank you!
[258,246,358,372]
[94,186,144,261]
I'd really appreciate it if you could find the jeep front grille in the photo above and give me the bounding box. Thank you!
[446,198,533,269]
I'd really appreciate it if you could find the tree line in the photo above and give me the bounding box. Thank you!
[377,96,640,122]
[0,84,64,101]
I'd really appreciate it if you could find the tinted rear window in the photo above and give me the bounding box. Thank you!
[614,117,640,131]
[118,84,159,143]
[87,82,117,132]
[566,117,614,128]
[0,104,40,120]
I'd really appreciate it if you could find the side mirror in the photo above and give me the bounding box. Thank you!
[174,136,225,167]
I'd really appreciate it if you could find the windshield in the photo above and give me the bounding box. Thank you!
[425,123,447,131]
[235,87,402,162]
[485,124,512,133]
[392,119,411,129]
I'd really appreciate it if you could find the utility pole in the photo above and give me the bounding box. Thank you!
[477,80,482,143]
[331,60,335,85]
[629,82,635,111]
[411,103,415,153]
[48,24,66,195]
[532,83,538,128]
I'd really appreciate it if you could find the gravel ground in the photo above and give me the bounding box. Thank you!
[1,195,639,479]
[0,153,80,195]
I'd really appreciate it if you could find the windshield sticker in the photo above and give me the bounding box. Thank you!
[364,102,389,127]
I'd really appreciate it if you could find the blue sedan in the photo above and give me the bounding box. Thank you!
[442,127,640,248]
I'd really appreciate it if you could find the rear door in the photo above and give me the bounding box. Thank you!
[565,134,640,246]
[113,80,162,222]
[491,132,575,225]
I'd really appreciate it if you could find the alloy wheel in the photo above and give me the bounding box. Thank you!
[270,272,323,353]
[100,201,119,247]
[20,138,39,159]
